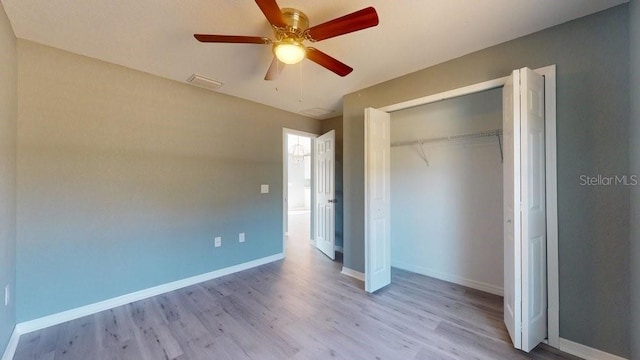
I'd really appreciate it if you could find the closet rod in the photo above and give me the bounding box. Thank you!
[390,129,503,148]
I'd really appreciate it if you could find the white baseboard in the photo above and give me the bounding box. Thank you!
[15,253,284,335]
[559,337,627,360]
[392,261,504,296]
[341,266,365,281]
[334,245,344,252]
[1,326,20,360]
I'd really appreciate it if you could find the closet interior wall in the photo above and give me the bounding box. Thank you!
[390,88,504,294]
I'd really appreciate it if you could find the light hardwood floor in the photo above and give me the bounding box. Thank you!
[13,212,580,360]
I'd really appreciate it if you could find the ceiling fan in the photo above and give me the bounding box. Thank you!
[194,0,379,80]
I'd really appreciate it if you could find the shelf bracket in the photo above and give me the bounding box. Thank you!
[417,142,430,166]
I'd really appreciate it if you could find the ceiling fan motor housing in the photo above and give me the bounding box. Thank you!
[278,8,309,39]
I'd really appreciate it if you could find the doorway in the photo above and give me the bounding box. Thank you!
[283,131,315,253]
[283,128,337,261]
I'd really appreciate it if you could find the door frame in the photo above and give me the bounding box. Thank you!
[282,128,318,257]
[370,65,559,348]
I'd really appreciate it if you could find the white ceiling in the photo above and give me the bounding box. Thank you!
[2,0,627,119]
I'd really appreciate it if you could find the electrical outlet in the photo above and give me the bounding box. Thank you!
[261,184,269,194]
[239,233,245,243]
[4,285,9,306]
[214,236,222,247]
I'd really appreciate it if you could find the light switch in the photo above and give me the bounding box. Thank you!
[261,184,269,194]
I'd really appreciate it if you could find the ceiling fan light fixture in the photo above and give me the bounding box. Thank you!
[194,1,380,79]
[273,40,306,65]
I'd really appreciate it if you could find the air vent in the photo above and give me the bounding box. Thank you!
[187,74,223,91]
[300,107,334,118]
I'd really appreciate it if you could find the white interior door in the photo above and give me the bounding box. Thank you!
[503,67,547,352]
[314,130,335,260]
[364,108,391,293]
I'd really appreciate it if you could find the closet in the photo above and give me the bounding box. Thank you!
[389,88,504,295]
[365,66,555,352]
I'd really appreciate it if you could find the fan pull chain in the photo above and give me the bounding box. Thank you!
[298,62,304,103]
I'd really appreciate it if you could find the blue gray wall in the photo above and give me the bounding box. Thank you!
[343,5,630,357]
[630,0,639,359]
[16,40,320,322]
[0,3,17,355]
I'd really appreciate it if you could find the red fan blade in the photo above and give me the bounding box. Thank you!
[255,0,287,28]
[194,34,270,44]
[305,7,379,42]
[306,48,353,77]
[265,57,285,80]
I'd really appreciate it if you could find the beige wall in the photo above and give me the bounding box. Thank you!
[0,2,17,353]
[16,40,321,321]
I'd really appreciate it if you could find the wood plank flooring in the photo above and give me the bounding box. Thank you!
[13,212,581,360]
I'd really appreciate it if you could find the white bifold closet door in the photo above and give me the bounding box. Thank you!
[364,108,391,293]
[503,67,547,353]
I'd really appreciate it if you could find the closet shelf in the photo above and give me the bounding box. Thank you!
[391,129,504,163]
[390,129,503,147]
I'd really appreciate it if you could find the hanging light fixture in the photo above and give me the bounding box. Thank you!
[289,136,306,164]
